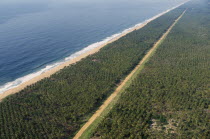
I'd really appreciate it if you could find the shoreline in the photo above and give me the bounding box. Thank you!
[0,1,188,101]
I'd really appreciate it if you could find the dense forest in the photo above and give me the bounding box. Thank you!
[0,4,185,139]
[92,0,210,138]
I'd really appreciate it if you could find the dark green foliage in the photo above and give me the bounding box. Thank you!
[92,0,210,138]
[0,5,184,139]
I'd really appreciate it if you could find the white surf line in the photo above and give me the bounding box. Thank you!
[0,1,189,101]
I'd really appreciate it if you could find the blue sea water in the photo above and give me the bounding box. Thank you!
[0,0,186,93]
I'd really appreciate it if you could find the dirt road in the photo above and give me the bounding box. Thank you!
[73,10,186,139]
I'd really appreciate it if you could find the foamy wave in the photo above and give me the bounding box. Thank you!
[0,1,188,94]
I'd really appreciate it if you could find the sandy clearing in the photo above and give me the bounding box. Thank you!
[73,9,186,139]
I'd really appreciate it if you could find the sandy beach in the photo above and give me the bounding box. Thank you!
[0,23,147,101]
[0,2,187,101]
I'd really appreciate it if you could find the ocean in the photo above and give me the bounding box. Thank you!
[0,0,186,93]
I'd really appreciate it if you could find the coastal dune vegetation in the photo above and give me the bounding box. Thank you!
[90,0,210,138]
[0,5,186,139]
